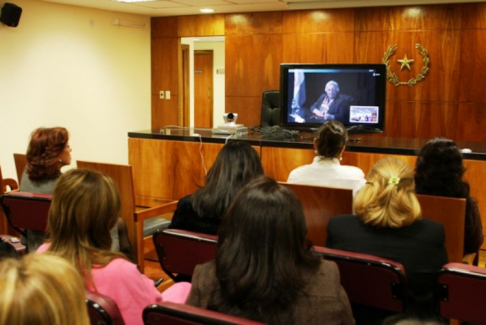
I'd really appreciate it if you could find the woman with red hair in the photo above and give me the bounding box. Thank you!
[20,127,72,252]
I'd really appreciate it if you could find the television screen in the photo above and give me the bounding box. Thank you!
[279,63,387,133]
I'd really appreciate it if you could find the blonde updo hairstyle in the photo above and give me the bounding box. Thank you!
[354,157,421,228]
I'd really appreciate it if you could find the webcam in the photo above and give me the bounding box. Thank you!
[223,112,238,125]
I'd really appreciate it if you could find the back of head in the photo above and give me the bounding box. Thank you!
[0,253,90,325]
[47,169,123,276]
[192,140,264,219]
[315,120,348,158]
[415,137,468,197]
[26,127,69,180]
[354,157,421,228]
[213,176,319,322]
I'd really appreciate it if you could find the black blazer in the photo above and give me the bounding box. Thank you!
[326,215,448,320]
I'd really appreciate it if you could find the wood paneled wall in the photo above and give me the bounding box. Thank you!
[152,3,486,141]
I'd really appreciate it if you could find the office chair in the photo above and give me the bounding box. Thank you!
[260,90,280,127]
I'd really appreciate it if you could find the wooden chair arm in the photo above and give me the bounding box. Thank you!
[135,201,178,223]
[462,252,477,265]
[2,178,19,192]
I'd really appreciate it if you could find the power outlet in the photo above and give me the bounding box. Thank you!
[165,91,171,100]
[159,90,164,99]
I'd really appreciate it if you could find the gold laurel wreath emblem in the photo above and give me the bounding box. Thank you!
[382,44,430,86]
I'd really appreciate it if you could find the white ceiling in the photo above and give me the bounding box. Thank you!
[42,0,486,17]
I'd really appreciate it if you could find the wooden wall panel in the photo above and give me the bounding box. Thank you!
[262,147,315,181]
[152,94,179,129]
[459,29,486,103]
[151,37,180,128]
[355,5,461,32]
[456,103,486,142]
[177,14,225,37]
[225,34,282,97]
[282,33,355,63]
[150,3,486,142]
[151,17,178,38]
[370,30,460,102]
[225,96,261,127]
[385,101,458,139]
[461,3,486,29]
[283,9,355,33]
[225,12,283,35]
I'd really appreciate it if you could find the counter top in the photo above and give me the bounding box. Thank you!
[129,127,486,160]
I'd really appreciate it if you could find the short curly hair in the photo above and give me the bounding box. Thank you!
[26,127,69,180]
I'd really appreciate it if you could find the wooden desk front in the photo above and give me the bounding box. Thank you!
[128,130,486,245]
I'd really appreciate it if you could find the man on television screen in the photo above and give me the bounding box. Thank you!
[308,80,352,124]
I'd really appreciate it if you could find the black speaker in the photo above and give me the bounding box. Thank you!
[0,3,22,27]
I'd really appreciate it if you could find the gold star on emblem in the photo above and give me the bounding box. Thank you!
[397,54,414,71]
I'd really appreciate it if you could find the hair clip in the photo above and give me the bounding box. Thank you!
[388,177,400,185]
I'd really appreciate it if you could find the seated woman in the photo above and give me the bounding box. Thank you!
[20,127,129,256]
[187,176,354,325]
[326,157,448,322]
[0,253,90,325]
[415,137,483,255]
[20,127,72,252]
[37,169,191,325]
[169,140,264,235]
[287,120,365,196]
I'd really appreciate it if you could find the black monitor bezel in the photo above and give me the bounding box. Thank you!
[279,63,387,133]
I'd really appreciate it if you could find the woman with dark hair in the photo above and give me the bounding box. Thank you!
[168,140,264,235]
[287,120,365,196]
[415,137,483,255]
[20,127,72,252]
[187,176,354,325]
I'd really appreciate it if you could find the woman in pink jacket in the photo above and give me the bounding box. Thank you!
[38,169,190,325]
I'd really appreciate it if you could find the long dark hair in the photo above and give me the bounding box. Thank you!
[191,141,264,220]
[210,176,321,323]
[415,137,482,253]
[415,137,469,198]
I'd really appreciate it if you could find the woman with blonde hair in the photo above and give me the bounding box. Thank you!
[37,169,190,325]
[0,253,90,325]
[326,157,447,322]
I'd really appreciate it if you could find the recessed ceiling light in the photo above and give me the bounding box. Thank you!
[200,8,215,13]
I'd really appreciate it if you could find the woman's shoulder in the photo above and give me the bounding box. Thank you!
[304,260,341,294]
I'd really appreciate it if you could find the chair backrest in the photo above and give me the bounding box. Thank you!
[416,194,467,263]
[0,191,51,235]
[76,161,137,256]
[260,90,280,127]
[437,262,486,324]
[86,290,126,325]
[13,153,27,185]
[0,164,19,235]
[315,246,407,313]
[153,229,218,282]
[143,302,264,325]
[280,182,353,246]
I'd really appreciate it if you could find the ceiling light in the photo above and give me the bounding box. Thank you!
[200,8,215,13]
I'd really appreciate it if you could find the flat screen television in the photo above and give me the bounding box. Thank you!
[279,63,387,133]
